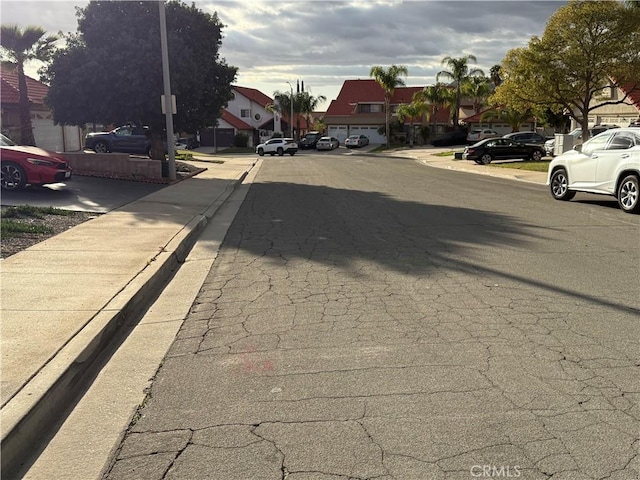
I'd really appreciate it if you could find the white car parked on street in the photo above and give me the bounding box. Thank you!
[256,138,298,156]
[466,128,500,144]
[547,127,640,213]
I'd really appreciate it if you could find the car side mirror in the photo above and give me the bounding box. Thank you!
[573,144,582,152]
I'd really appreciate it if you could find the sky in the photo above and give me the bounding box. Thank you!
[0,0,566,111]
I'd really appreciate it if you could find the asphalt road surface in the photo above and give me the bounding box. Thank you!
[0,175,165,212]
[105,154,639,480]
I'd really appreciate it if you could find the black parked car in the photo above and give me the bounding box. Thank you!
[463,138,545,164]
[85,125,152,156]
[502,131,548,144]
[299,131,322,149]
[431,130,468,147]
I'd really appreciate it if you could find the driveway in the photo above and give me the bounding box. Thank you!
[0,175,166,213]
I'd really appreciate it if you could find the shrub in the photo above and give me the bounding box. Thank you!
[234,132,249,147]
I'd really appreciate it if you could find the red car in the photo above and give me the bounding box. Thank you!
[0,134,72,190]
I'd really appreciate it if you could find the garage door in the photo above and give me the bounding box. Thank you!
[349,126,385,144]
[32,118,63,152]
[327,126,348,143]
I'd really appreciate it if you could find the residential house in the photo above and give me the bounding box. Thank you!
[0,67,82,151]
[323,79,451,144]
[201,85,311,148]
[573,82,640,129]
[462,107,537,135]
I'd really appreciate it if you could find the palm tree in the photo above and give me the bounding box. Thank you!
[489,64,503,87]
[396,102,427,147]
[298,91,326,138]
[271,90,297,137]
[436,55,484,130]
[370,64,408,148]
[463,76,493,114]
[413,82,454,134]
[0,25,57,145]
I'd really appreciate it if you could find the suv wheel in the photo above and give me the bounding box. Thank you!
[94,141,109,153]
[617,174,639,213]
[550,168,576,201]
[257,148,264,156]
[277,147,284,156]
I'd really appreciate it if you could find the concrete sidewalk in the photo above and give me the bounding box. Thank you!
[0,157,257,476]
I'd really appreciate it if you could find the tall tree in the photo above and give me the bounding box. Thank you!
[0,25,57,145]
[369,64,408,148]
[463,76,493,114]
[298,91,326,139]
[271,90,297,137]
[43,1,237,159]
[436,55,484,130]
[492,0,640,140]
[489,64,502,87]
[413,82,454,133]
[396,101,428,147]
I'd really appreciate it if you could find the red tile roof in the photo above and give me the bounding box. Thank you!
[0,68,49,106]
[233,85,273,108]
[221,110,253,130]
[326,80,424,116]
[325,79,452,123]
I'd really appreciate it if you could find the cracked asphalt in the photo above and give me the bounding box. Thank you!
[103,155,639,480]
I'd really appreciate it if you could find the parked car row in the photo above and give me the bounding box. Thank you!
[257,134,371,154]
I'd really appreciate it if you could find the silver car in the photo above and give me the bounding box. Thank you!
[316,136,340,151]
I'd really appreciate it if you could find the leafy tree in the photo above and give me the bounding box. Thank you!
[462,76,493,114]
[0,25,57,145]
[436,55,484,130]
[298,91,326,139]
[43,1,237,159]
[413,82,455,133]
[396,101,428,146]
[492,0,640,140]
[369,64,408,148]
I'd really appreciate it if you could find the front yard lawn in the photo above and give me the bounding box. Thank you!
[490,160,551,173]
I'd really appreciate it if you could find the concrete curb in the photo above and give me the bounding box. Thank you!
[1,162,255,478]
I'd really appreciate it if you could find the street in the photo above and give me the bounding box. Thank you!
[104,154,639,480]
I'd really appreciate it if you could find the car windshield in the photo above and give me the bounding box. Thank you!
[0,134,16,146]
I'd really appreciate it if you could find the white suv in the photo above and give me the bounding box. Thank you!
[256,138,298,156]
[547,127,640,213]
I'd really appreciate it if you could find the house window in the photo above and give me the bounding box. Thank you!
[359,104,383,113]
[240,109,250,118]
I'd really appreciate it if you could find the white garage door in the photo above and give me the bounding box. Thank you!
[328,125,348,143]
[348,126,385,144]
[32,118,82,152]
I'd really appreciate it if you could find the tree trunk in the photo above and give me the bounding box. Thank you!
[18,64,36,146]
[385,97,390,148]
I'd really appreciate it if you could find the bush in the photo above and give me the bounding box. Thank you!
[234,132,249,147]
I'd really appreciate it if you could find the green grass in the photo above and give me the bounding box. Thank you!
[433,151,456,157]
[2,205,73,219]
[1,220,53,237]
[490,161,551,172]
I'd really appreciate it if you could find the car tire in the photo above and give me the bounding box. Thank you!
[277,147,284,156]
[93,141,109,153]
[289,151,295,156]
[146,146,152,158]
[550,168,576,201]
[480,153,492,165]
[530,150,543,162]
[1,162,27,190]
[257,148,264,156]
[617,174,639,213]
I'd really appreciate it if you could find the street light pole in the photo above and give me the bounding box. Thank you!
[286,81,294,139]
[159,0,176,181]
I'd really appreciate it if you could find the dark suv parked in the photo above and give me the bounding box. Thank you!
[85,125,152,156]
[299,131,322,149]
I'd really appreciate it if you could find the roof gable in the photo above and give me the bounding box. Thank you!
[0,68,49,105]
[221,110,253,130]
[233,85,273,108]
[620,82,640,111]
[326,79,425,116]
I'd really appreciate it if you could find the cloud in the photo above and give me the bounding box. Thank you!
[1,0,565,108]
